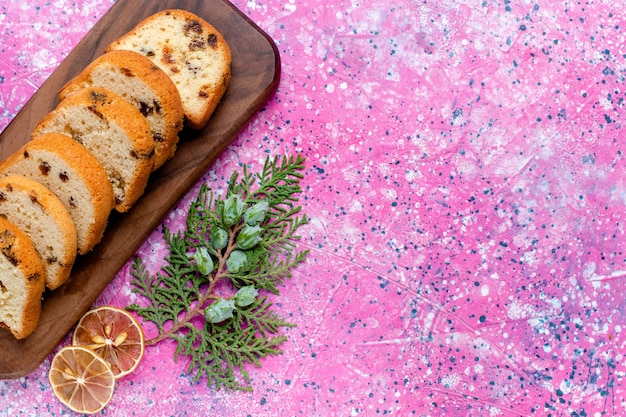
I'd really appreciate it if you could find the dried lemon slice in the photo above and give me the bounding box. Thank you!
[49,346,116,414]
[72,306,145,379]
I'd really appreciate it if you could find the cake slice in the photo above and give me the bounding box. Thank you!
[0,133,114,254]
[0,175,77,290]
[59,50,184,171]
[106,9,231,129]
[0,216,46,339]
[31,87,155,212]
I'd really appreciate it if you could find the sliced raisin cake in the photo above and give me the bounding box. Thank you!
[0,216,46,339]
[106,9,231,129]
[0,175,77,290]
[0,133,114,254]
[31,87,155,213]
[59,50,184,171]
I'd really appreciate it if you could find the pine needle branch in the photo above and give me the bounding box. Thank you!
[128,155,309,391]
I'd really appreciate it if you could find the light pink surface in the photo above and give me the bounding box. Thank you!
[2,0,626,415]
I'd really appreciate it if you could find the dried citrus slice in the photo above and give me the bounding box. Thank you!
[49,346,116,414]
[72,306,145,379]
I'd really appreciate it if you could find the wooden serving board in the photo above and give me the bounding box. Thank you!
[0,0,280,378]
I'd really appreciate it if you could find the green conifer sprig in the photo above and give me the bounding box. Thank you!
[128,155,309,391]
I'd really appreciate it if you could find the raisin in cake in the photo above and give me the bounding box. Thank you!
[0,216,46,339]
[0,133,114,254]
[106,9,231,129]
[0,175,77,290]
[59,50,184,171]
[31,87,155,213]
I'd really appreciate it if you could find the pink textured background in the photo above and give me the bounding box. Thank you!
[2,0,626,415]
